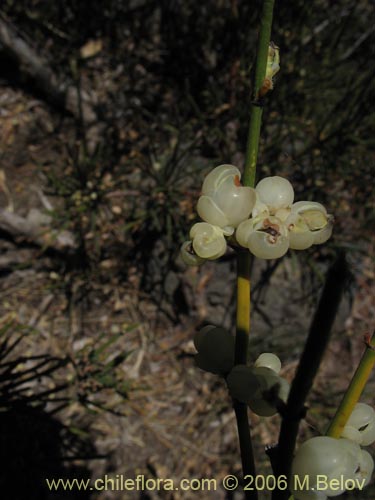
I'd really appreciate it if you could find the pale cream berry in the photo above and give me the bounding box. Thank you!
[254,352,282,374]
[313,223,333,245]
[190,222,227,260]
[291,201,333,245]
[197,164,256,228]
[255,176,294,213]
[341,403,375,446]
[356,449,374,487]
[180,241,206,266]
[291,437,362,498]
[339,438,374,488]
[236,215,289,259]
[286,212,315,250]
[200,164,239,194]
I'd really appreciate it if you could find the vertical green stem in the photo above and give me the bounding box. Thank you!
[326,332,375,438]
[244,112,262,187]
[234,251,257,500]
[235,251,251,364]
[235,0,275,360]
[243,0,275,186]
[233,1,275,498]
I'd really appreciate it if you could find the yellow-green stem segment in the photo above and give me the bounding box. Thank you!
[326,332,375,438]
[233,2,275,499]
[235,252,251,364]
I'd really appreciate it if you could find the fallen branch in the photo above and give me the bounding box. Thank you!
[0,248,34,269]
[0,14,96,124]
[0,208,77,253]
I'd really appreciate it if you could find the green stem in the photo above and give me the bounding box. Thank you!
[326,332,375,438]
[234,252,257,500]
[235,251,251,364]
[233,1,275,498]
[243,0,275,186]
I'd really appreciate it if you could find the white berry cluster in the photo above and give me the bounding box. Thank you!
[180,165,333,264]
[291,403,375,500]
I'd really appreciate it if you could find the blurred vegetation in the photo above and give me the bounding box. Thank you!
[0,317,136,494]
[0,1,374,498]
[0,318,133,415]
[0,319,94,498]
[2,0,373,262]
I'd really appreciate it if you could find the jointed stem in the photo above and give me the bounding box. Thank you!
[243,0,275,186]
[234,251,256,499]
[233,1,275,498]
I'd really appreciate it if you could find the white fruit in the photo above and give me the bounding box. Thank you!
[355,449,374,487]
[196,195,228,227]
[236,215,289,259]
[340,425,362,444]
[255,176,294,212]
[197,164,256,228]
[285,212,315,250]
[342,403,375,446]
[201,164,239,195]
[312,223,333,245]
[190,223,227,260]
[254,352,282,374]
[291,437,361,497]
[180,241,206,266]
[291,201,327,225]
[291,201,333,245]
[248,230,289,259]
